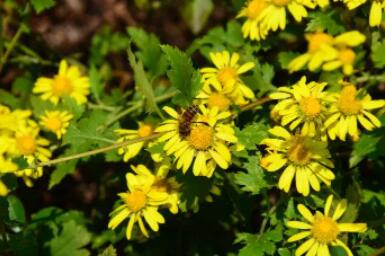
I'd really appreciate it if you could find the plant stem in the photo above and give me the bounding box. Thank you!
[240,96,272,112]
[369,246,385,256]
[0,25,25,74]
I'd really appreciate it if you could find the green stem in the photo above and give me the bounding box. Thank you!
[0,25,25,73]
[369,246,385,256]
[258,193,284,235]
[353,74,385,84]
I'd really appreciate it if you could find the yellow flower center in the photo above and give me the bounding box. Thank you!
[188,125,214,151]
[300,96,321,119]
[138,124,153,137]
[16,135,37,155]
[246,0,267,19]
[124,190,147,212]
[312,215,340,244]
[339,49,355,64]
[217,67,237,84]
[272,0,290,6]
[52,76,73,96]
[338,85,362,115]
[208,93,231,110]
[45,116,63,131]
[287,136,312,165]
[307,33,334,53]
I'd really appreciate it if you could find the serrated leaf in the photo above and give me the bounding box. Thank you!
[182,0,213,34]
[7,195,26,224]
[98,246,117,256]
[236,229,282,256]
[29,0,56,13]
[49,158,78,189]
[127,45,164,118]
[234,156,269,195]
[371,40,385,68]
[306,11,345,35]
[235,123,268,150]
[349,134,380,167]
[161,45,202,106]
[49,220,91,256]
[0,89,22,109]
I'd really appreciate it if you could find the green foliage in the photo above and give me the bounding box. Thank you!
[349,134,381,167]
[235,123,268,150]
[234,156,269,195]
[306,11,345,35]
[29,0,56,13]
[161,45,202,106]
[7,195,26,224]
[236,229,283,256]
[182,0,214,35]
[371,33,385,69]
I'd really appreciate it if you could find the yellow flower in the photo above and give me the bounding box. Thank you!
[288,32,338,72]
[116,122,156,162]
[338,0,366,10]
[200,51,255,106]
[33,60,90,105]
[196,86,233,111]
[237,0,269,40]
[14,156,44,187]
[40,110,73,139]
[108,165,169,240]
[258,0,315,34]
[0,105,32,133]
[0,156,18,196]
[155,105,237,177]
[269,77,330,137]
[260,126,335,196]
[369,1,385,26]
[324,83,385,141]
[287,195,367,256]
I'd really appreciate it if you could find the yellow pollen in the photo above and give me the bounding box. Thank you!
[246,0,267,19]
[338,85,362,115]
[300,96,321,119]
[287,136,312,165]
[208,93,231,110]
[188,125,214,150]
[217,67,238,84]
[137,124,153,137]
[52,76,73,96]
[272,0,290,6]
[124,190,147,212]
[45,116,62,131]
[339,49,355,64]
[16,135,37,155]
[307,33,334,53]
[312,215,340,243]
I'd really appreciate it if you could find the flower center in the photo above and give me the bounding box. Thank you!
[52,76,73,96]
[16,135,37,155]
[307,33,334,53]
[124,190,147,212]
[300,96,321,119]
[272,0,290,6]
[339,49,356,64]
[208,93,231,110]
[246,0,267,19]
[312,215,340,244]
[338,85,362,115]
[217,67,237,84]
[138,124,153,137]
[45,116,63,131]
[188,125,214,151]
[287,136,312,165]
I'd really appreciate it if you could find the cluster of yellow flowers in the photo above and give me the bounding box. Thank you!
[237,0,384,41]
[289,31,366,75]
[0,60,89,196]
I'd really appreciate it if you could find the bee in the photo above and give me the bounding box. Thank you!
[178,105,200,138]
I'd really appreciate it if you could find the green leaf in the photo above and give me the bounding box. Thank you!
[182,0,214,34]
[7,195,26,224]
[235,123,268,150]
[234,156,269,195]
[29,0,56,13]
[236,229,283,256]
[49,220,91,256]
[127,45,164,118]
[161,45,202,106]
[49,158,78,189]
[98,246,117,256]
[371,39,385,69]
[349,134,381,167]
[89,65,104,103]
[0,89,22,108]
[278,51,300,69]
[306,11,345,35]
[127,27,167,77]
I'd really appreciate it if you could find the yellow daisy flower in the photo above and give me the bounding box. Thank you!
[337,0,366,10]
[237,0,269,40]
[14,156,45,187]
[287,195,367,256]
[324,82,385,141]
[155,105,237,177]
[269,77,330,137]
[116,122,155,162]
[195,85,233,111]
[40,110,73,139]
[0,105,32,132]
[260,126,335,196]
[369,0,385,26]
[200,51,255,106]
[258,0,315,34]
[288,32,338,72]
[108,166,169,240]
[33,60,90,105]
